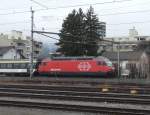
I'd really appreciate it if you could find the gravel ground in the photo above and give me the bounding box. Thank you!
[0,106,104,115]
[0,76,149,85]
[0,97,149,110]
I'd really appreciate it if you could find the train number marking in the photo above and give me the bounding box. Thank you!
[78,62,91,71]
[50,68,61,71]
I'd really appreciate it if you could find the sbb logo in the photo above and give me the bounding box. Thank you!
[78,62,91,71]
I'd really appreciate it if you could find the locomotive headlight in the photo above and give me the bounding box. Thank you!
[102,88,109,92]
[112,67,115,70]
[130,89,138,94]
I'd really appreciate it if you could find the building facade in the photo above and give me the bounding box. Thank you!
[98,27,150,52]
[0,30,42,59]
[102,51,150,78]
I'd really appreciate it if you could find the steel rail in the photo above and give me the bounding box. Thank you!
[0,84,149,114]
[0,100,149,115]
[0,84,149,94]
[0,87,149,99]
[0,91,150,105]
[0,76,150,87]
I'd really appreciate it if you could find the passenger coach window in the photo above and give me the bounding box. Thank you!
[20,63,26,68]
[33,63,36,68]
[14,63,20,68]
[0,64,6,68]
[6,64,13,68]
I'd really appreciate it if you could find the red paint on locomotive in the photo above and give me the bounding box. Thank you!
[37,57,114,77]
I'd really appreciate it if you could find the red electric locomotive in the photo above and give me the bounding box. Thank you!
[36,56,115,77]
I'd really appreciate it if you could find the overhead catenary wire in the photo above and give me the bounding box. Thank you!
[45,8,150,20]
[34,30,119,45]
[2,2,150,20]
[2,0,150,12]
[2,18,150,30]
[0,0,132,12]
[2,0,150,14]
[32,0,132,11]
[0,20,30,25]
[95,0,150,12]
[108,20,150,25]
[99,9,150,16]
[30,0,49,9]
[35,32,102,46]
[2,0,150,36]
[0,10,30,16]
[0,0,132,16]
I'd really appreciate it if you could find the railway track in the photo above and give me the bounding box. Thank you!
[0,77,150,94]
[0,84,149,114]
[0,88,150,105]
[0,76,150,87]
[0,99,149,115]
[0,83,149,94]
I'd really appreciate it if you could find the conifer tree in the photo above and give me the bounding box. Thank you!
[56,9,85,56]
[84,6,101,56]
[57,6,103,56]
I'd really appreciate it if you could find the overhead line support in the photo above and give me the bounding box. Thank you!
[30,7,34,78]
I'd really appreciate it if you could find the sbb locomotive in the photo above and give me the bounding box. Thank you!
[36,56,115,77]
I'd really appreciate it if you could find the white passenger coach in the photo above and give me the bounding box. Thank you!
[0,59,36,76]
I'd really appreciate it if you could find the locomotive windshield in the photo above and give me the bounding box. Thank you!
[106,61,113,67]
[96,56,113,67]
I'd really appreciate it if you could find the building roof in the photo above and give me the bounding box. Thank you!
[0,46,15,56]
[102,51,144,61]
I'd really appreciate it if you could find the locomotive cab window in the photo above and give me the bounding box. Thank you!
[42,62,47,66]
[97,61,102,65]
[97,61,106,66]
[102,61,106,66]
[106,61,113,67]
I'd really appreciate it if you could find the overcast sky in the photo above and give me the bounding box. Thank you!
[1,0,150,41]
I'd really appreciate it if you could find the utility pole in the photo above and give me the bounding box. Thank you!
[30,7,34,78]
[117,42,120,78]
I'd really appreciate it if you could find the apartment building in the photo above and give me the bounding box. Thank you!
[0,30,42,59]
[0,46,21,59]
[98,27,150,52]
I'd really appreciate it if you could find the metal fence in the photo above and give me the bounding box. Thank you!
[113,63,150,79]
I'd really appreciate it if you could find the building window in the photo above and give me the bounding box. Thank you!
[34,51,39,54]
[132,45,137,49]
[11,36,15,39]
[18,37,21,39]
[118,45,122,49]
[125,46,129,49]
[140,38,145,40]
